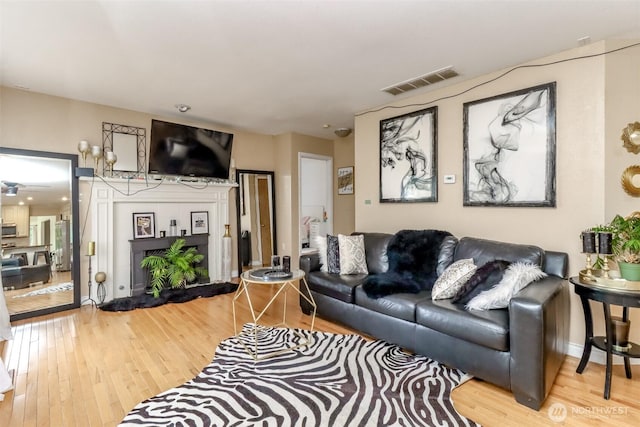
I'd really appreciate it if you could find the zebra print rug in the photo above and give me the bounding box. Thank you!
[120,325,479,426]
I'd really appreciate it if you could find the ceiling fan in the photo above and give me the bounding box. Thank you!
[1,181,50,196]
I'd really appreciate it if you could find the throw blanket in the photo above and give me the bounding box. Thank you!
[362,229,452,298]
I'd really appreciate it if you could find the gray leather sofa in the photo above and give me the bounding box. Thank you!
[299,232,569,410]
[2,257,51,290]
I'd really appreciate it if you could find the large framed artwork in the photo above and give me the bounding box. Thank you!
[463,82,556,207]
[380,106,438,203]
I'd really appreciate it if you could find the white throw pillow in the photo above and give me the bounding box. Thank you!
[466,262,547,310]
[338,234,368,275]
[314,235,328,272]
[432,259,477,300]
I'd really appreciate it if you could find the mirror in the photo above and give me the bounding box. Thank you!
[622,121,640,154]
[102,122,147,177]
[0,148,80,320]
[235,170,276,273]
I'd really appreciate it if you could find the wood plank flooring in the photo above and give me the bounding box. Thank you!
[0,282,639,426]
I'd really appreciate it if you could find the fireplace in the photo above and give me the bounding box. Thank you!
[129,235,210,296]
[87,178,235,301]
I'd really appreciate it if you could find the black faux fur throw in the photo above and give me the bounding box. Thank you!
[99,282,238,312]
[362,229,453,299]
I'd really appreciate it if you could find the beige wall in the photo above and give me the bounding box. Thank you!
[354,41,640,350]
[333,133,356,235]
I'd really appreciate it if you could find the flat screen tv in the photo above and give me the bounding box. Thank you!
[148,119,234,179]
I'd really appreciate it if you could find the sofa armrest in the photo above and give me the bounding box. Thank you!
[299,253,321,314]
[509,277,570,410]
[300,253,321,274]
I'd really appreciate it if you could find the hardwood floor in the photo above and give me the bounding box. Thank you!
[3,270,73,315]
[1,282,639,426]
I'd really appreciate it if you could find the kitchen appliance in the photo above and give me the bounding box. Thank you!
[2,223,17,238]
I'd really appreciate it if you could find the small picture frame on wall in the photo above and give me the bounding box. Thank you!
[191,211,209,235]
[337,166,354,195]
[133,212,156,239]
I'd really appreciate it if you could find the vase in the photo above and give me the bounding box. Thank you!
[618,261,640,281]
[222,224,232,282]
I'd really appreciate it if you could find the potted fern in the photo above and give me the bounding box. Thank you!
[140,238,209,297]
[609,213,640,281]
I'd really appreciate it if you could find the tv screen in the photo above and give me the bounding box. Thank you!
[149,119,234,179]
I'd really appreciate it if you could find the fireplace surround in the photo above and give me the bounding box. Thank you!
[87,177,235,302]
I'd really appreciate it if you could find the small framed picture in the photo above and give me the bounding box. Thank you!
[133,212,155,239]
[337,166,354,195]
[191,211,209,235]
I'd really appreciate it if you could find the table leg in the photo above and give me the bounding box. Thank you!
[603,303,613,400]
[622,307,632,379]
[576,295,593,373]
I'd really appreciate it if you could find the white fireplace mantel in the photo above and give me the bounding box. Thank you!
[86,177,235,301]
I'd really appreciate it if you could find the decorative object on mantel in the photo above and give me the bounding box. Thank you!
[91,145,103,173]
[621,165,640,197]
[140,238,209,298]
[190,211,209,235]
[133,212,156,239]
[222,224,232,282]
[77,140,90,166]
[104,150,118,176]
[621,121,640,154]
[169,219,177,237]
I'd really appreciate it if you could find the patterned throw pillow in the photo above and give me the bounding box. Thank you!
[466,262,547,310]
[431,259,477,300]
[314,235,328,272]
[326,235,341,274]
[338,234,368,275]
[451,260,510,304]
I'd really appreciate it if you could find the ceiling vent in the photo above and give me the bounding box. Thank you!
[381,66,459,96]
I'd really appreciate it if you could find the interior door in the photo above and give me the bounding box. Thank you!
[258,177,273,266]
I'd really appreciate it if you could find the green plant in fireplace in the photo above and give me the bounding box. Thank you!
[140,238,208,297]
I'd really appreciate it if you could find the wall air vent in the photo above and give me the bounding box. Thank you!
[381,66,459,96]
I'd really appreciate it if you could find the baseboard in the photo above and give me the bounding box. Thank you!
[567,341,640,365]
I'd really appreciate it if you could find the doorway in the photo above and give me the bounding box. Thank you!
[299,153,333,253]
[0,148,81,320]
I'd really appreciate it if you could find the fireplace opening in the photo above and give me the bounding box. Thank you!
[130,235,210,296]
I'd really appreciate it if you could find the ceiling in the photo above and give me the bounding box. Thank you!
[0,154,72,208]
[1,1,640,140]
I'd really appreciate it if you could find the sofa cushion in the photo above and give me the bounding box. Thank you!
[432,258,477,300]
[338,234,368,274]
[307,271,367,303]
[355,286,430,322]
[454,237,544,268]
[355,232,394,274]
[2,258,20,267]
[1,266,21,278]
[437,235,459,276]
[416,298,510,351]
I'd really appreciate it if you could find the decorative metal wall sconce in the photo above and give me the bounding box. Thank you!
[622,121,640,154]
